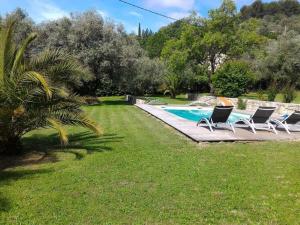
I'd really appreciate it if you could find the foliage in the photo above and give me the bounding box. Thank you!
[213,60,254,97]
[241,0,300,20]
[163,73,181,99]
[2,10,164,96]
[237,97,247,110]
[260,31,300,100]
[267,84,278,101]
[259,14,300,39]
[0,20,100,154]
[132,57,165,95]
[2,1,300,99]
[282,86,297,103]
[143,20,187,58]
[256,89,266,101]
[162,48,188,98]
[183,0,264,94]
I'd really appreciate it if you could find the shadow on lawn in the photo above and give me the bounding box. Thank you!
[0,132,124,212]
[101,100,129,106]
[0,168,53,212]
[0,131,124,170]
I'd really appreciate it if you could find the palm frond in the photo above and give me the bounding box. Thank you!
[22,71,52,99]
[47,118,69,145]
[12,33,37,74]
[0,19,16,84]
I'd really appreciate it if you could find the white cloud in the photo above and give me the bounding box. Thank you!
[129,11,143,18]
[28,0,69,22]
[115,19,138,34]
[97,10,108,19]
[144,0,195,10]
[168,11,190,20]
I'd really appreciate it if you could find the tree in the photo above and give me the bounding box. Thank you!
[143,20,187,58]
[260,31,300,103]
[0,20,101,155]
[212,60,254,97]
[241,0,300,20]
[192,0,265,94]
[195,0,239,94]
[32,10,160,96]
[162,48,188,98]
[138,23,141,38]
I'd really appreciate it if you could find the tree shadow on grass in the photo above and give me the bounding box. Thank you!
[0,132,124,212]
[0,131,124,170]
[101,100,129,106]
[0,168,53,212]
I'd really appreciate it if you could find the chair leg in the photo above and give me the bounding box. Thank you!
[282,122,291,134]
[229,123,235,133]
[271,119,290,134]
[268,122,277,134]
[249,121,257,134]
[236,119,256,134]
[197,118,214,132]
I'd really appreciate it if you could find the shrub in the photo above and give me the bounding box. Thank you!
[213,61,254,98]
[257,89,266,101]
[237,97,247,110]
[267,86,277,101]
[282,86,296,103]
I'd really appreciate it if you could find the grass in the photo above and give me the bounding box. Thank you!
[142,94,193,104]
[243,91,300,104]
[0,96,300,224]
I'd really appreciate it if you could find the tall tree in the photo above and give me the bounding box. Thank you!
[194,0,264,94]
[259,31,300,102]
[138,22,141,38]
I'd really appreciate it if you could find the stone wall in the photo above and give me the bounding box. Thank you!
[197,96,300,114]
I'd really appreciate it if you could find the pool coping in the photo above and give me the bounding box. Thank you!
[135,104,300,142]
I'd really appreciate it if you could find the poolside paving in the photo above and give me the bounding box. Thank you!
[136,104,300,142]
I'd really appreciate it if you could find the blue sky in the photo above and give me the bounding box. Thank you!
[0,0,281,33]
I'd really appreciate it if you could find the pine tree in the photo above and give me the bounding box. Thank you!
[138,22,141,38]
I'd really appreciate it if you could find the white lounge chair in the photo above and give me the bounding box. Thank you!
[197,106,235,133]
[235,106,277,134]
[271,111,300,134]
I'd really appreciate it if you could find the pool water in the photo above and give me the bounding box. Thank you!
[164,108,250,123]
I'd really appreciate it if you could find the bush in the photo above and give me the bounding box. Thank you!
[282,86,296,103]
[213,61,254,98]
[257,89,266,101]
[267,87,277,101]
[237,97,247,110]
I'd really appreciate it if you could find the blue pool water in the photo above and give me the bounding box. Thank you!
[164,108,250,123]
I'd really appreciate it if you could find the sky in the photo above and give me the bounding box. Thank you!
[0,0,283,33]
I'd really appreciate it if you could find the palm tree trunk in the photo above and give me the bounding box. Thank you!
[170,91,176,99]
[0,135,23,155]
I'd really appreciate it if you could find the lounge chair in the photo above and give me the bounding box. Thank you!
[270,111,300,134]
[196,106,235,133]
[217,97,234,106]
[234,106,277,134]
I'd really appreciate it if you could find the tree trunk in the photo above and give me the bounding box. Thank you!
[209,58,216,95]
[170,92,176,99]
[0,135,23,155]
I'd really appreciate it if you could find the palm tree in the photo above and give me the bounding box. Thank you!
[0,20,101,155]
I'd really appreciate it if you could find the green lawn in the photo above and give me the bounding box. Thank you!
[0,97,300,224]
[243,91,300,104]
[142,94,193,104]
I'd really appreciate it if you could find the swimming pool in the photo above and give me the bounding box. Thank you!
[163,107,250,123]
